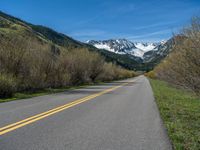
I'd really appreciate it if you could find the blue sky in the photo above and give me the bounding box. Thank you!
[0,0,200,42]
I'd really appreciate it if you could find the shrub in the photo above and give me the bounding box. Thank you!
[0,35,136,98]
[96,63,136,81]
[144,71,156,79]
[154,16,200,94]
[0,74,17,98]
[97,63,115,81]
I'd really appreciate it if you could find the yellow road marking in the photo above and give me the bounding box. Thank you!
[0,82,129,136]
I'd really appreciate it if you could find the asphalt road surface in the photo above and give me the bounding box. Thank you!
[0,76,172,150]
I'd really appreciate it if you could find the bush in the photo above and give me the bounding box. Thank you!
[154,16,200,94]
[144,71,156,79]
[0,35,136,98]
[0,74,17,98]
[96,63,136,81]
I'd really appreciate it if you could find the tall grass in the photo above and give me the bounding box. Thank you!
[150,79,200,150]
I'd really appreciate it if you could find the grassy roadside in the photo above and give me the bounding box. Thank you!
[0,79,123,103]
[150,79,200,150]
[0,84,95,103]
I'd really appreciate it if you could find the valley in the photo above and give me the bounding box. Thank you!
[0,5,200,150]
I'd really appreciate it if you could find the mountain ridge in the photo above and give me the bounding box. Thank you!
[86,39,164,58]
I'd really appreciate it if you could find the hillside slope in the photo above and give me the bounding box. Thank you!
[0,11,145,70]
[0,11,174,71]
[0,11,84,48]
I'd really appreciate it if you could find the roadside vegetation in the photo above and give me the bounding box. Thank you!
[0,35,136,99]
[150,79,200,150]
[146,17,200,95]
[145,16,200,150]
[0,11,137,100]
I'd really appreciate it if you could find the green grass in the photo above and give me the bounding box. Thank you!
[0,85,90,103]
[150,79,200,150]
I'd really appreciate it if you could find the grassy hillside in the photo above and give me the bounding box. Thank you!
[0,11,82,48]
[0,11,147,70]
[150,79,200,150]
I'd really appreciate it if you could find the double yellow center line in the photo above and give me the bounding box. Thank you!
[0,82,129,136]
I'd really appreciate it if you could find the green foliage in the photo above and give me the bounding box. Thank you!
[150,79,200,150]
[0,74,17,98]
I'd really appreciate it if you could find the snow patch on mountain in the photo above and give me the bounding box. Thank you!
[94,43,115,53]
[86,39,160,58]
[134,43,156,52]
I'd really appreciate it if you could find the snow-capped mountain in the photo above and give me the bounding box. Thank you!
[86,39,160,58]
[86,38,176,70]
[143,38,174,62]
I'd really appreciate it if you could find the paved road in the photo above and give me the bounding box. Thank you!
[0,76,172,150]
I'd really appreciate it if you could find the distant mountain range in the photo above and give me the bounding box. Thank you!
[87,39,159,58]
[0,11,174,71]
[86,39,173,62]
